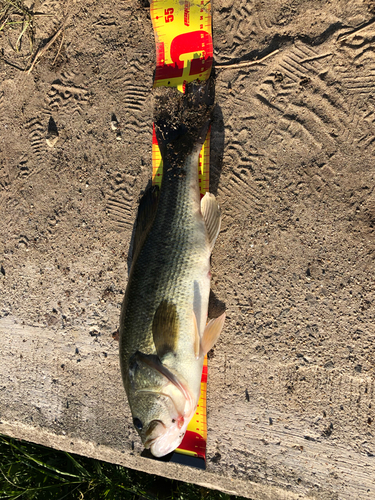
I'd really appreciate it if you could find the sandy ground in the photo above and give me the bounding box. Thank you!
[1,1,375,498]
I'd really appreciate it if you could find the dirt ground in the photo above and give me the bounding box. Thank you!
[1,1,375,499]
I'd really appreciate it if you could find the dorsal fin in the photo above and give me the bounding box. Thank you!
[201,192,221,252]
[152,300,179,359]
[131,183,159,264]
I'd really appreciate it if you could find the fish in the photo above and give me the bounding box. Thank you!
[119,81,225,457]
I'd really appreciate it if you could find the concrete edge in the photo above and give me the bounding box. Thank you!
[0,420,310,500]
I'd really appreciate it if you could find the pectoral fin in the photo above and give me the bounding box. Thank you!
[200,311,226,356]
[201,192,221,252]
[152,300,179,359]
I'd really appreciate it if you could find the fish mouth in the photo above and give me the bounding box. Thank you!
[134,386,197,457]
[144,419,166,448]
[136,390,189,454]
[147,418,189,457]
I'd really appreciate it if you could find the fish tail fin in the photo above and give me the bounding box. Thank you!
[154,78,214,159]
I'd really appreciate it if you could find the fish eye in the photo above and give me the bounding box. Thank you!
[133,417,143,430]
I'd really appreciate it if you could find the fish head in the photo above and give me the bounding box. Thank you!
[130,390,191,457]
[127,352,196,457]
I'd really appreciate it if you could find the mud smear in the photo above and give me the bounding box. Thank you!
[153,79,215,166]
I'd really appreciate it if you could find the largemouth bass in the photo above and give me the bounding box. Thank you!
[119,82,225,457]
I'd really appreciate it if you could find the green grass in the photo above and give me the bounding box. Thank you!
[0,435,246,500]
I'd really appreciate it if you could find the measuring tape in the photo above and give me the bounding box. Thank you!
[150,0,213,464]
[151,0,213,91]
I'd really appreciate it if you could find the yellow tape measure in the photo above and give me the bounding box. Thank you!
[150,0,213,461]
[151,0,212,91]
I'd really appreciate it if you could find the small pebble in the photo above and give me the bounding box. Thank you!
[46,132,58,148]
